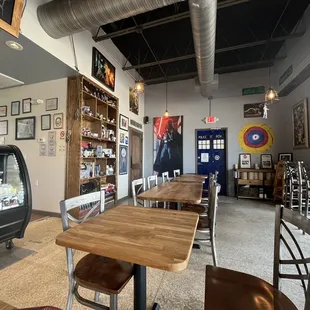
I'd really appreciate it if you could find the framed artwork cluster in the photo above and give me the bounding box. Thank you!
[238,153,274,169]
[292,98,309,149]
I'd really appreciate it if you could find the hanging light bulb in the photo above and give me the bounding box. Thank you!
[265,67,279,104]
[163,82,169,117]
[265,87,279,102]
[134,81,145,95]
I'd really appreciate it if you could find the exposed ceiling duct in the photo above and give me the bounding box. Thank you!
[37,0,185,39]
[189,0,217,97]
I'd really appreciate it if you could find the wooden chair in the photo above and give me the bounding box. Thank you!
[173,169,181,177]
[132,178,147,207]
[204,205,310,310]
[60,191,133,310]
[195,182,220,266]
[147,175,158,207]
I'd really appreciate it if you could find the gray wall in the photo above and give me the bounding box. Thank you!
[144,68,282,195]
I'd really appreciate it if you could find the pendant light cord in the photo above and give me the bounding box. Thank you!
[166,82,168,111]
[208,97,212,116]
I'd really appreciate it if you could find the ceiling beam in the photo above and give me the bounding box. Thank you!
[122,32,303,71]
[143,58,287,85]
[93,0,250,42]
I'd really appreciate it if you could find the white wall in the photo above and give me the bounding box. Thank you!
[144,69,282,195]
[0,78,67,213]
[20,0,145,199]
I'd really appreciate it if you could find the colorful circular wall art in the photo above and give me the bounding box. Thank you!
[238,123,274,153]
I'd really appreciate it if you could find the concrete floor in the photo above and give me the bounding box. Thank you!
[0,197,308,309]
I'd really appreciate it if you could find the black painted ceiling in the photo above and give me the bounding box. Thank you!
[97,0,310,84]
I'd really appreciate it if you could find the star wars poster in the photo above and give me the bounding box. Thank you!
[153,116,183,177]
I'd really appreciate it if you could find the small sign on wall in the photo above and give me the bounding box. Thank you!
[242,86,265,96]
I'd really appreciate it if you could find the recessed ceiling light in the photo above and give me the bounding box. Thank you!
[5,41,23,51]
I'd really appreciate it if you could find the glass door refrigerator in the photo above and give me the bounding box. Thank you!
[0,145,32,249]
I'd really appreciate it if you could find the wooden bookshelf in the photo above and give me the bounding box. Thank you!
[66,75,118,202]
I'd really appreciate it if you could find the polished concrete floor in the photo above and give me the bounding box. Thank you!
[0,198,308,309]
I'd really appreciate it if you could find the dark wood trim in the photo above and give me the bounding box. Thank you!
[194,127,228,195]
[129,127,144,197]
[32,209,61,218]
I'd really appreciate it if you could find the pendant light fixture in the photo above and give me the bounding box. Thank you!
[265,67,279,104]
[164,82,169,117]
[134,50,145,95]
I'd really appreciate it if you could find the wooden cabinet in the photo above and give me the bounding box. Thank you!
[235,168,275,200]
[66,76,118,205]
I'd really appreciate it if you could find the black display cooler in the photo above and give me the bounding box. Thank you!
[0,145,32,249]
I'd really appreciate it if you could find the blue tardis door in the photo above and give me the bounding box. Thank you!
[196,129,227,195]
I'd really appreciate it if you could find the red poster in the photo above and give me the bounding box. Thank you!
[153,116,183,177]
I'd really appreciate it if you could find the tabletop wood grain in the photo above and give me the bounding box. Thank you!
[0,301,15,310]
[56,205,198,272]
[173,176,205,183]
[137,182,203,203]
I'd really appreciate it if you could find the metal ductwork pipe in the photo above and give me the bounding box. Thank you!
[37,0,185,39]
[189,0,217,97]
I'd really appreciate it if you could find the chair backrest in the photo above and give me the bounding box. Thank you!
[173,169,181,178]
[208,182,221,237]
[162,171,170,183]
[147,175,158,189]
[59,191,105,231]
[132,178,146,207]
[273,205,310,309]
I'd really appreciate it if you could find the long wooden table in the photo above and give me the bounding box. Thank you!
[137,182,203,209]
[56,205,198,310]
[182,174,208,180]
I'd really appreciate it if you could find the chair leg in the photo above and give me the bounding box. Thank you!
[210,234,218,267]
[66,249,75,310]
[94,291,100,303]
[110,294,118,310]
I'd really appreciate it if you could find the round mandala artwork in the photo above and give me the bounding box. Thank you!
[238,123,274,153]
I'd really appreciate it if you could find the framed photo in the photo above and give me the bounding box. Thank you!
[0,137,5,145]
[119,114,129,131]
[41,114,51,131]
[53,113,64,129]
[292,99,309,149]
[243,102,264,118]
[239,153,251,169]
[11,101,20,116]
[0,0,23,38]
[15,117,36,140]
[46,98,58,111]
[22,98,32,114]
[261,154,273,169]
[119,145,128,175]
[0,106,7,117]
[0,120,8,136]
[278,153,293,162]
[129,87,139,115]
[92,47,116,92]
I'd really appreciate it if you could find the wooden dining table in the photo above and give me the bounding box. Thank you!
[56,205,198,310]
[173,176,206,183]
[137,181,203,210]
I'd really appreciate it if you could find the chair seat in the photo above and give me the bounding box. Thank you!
[205,265,297,310]
[182,204,207,214]
[197,217,210,231]
[74,254,133,294]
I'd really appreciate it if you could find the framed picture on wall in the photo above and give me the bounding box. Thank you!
[239,153,251,169]
[0,120,8,136]
[53,113,64,129]
[41,114,51,131]
[119,145,128,175]
[261,154,273,169]
[15,117,36,140]
[0,0,23,38]
[0,106,7,117]
[119,114,129,131]
[92,47,116,92]
[278,153,293,162]
[292,98,309,149]
[46,98,58,111]
[11,101,20,116]
[22,98,32,114]
[129,87,139,115]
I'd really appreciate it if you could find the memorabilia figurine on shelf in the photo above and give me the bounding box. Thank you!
[111,118,116,124]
